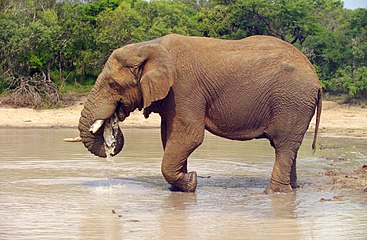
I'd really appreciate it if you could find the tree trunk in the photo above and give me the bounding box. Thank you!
[58,52,65,87]
[46,63,51,82]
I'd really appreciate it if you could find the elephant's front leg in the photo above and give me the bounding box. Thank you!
[161,118,188,174]
[160,130,204,192]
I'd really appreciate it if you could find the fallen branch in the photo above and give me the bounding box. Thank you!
[5,73,62,109]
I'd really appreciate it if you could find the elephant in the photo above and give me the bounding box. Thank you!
[78,34,322,193]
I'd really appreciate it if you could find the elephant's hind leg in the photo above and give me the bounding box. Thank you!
[265,136,303,194]
[264,103,314,193]
[265,149,297,193]
[290,153,299,189]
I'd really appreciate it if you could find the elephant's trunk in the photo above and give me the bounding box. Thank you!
[78,85,125,158]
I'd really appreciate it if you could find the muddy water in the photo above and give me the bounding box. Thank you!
[0,128,366,239]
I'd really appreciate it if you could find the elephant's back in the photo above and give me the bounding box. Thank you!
[241,35,320,87]
[163,34,318,79]
[162,34,321,95]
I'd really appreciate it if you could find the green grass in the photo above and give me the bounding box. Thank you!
[323,93,367,107]
[59,82,93,94]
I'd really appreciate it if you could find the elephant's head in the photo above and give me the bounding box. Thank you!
[78,42,176,158]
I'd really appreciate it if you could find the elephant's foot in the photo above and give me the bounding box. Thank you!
[290,171,299,189]
[290,181,300,189]
[264,179,293,194]
[169,171,197,192]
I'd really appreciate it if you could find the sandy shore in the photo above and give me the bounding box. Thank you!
[0,99,366,139]
[0,99,161,129]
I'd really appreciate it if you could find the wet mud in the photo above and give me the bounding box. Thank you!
[318,139,367,197]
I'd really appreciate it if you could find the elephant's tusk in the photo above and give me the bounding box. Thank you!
[63,136,82,142]
[89,119,105,134]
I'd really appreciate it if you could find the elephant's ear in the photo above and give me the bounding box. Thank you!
[114,43,176,109]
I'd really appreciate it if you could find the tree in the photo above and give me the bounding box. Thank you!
[139,0,200,38]
[95,1,146,52]
[0,0,366,102]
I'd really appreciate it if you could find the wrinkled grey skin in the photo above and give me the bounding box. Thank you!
[78,34,322,193]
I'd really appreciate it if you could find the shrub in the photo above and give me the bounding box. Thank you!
[332,66,367,99]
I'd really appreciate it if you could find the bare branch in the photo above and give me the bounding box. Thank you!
[5,73,62,109]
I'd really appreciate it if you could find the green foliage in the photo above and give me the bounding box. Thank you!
[0,0,366,102]
[333,66,367,98]
[0,77,7,93]
[196,5,232,38]
[95,1,146,51]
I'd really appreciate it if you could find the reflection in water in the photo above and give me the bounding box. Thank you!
[160,192,197,240]
[0,128,366,239]
[268,193,302,239]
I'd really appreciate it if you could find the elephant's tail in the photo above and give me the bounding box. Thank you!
[312,87,322,152]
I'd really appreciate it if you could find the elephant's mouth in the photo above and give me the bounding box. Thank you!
[89,113,124,158]
[88,103,128,158]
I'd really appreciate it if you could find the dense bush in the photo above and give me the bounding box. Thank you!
[0,0,366,104]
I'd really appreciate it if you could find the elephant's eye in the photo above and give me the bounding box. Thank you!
[109,80,124,92]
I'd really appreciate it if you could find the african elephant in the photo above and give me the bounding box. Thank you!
[78,34,322,193]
